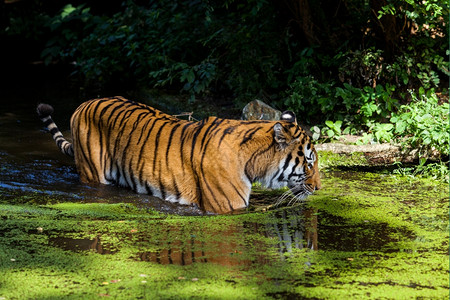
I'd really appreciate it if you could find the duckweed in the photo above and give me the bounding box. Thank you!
[0,169,448,299]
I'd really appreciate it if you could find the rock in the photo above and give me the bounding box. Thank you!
[242,100,281,121]
[241,99,315,136]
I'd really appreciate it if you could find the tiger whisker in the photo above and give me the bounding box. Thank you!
[274,183,313,207]
[274,190,296,207]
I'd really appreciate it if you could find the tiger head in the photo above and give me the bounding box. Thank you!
[257,111,321,203]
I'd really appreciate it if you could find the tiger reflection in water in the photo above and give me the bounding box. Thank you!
[70,206,317,266]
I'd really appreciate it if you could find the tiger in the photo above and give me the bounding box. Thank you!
[37,96,321,214]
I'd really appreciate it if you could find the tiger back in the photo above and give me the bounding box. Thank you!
[37,97,321,214]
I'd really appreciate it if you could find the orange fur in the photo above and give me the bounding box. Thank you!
[39,97,321,213]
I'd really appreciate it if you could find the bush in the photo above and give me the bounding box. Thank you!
[39,0,287,101]
[283,76,335,123]
[390,89,449,159]
[284,78,399,129]
[5,0,448,122]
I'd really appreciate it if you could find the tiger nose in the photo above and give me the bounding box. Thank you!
[315,180,322,191]
[309,181,321,191]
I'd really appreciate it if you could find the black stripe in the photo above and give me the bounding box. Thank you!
[196,120,232,211]
[244,168,253,183]
[90,100,107,176]
[43,118,54,127]
[173,178,181,200]
[186,121,204,208]
[210,119,228,139]
[189,121,205,166]
[288,157,301,179]
[230,181,248,207]
[199,172,229,212]
[160,182,166,201]
[189,120,216,210]
[137,113,157,145]
[118,110,142,190]
[110,101,138,151]
[199,118,221,153]
[179,122,196,172]
[108,102,135,138]
[136,118,159,177]
[97,102,117,178]
[282,153,292,171]
[154,122,171,201]
[165,123,181,168]
[107,102,129,132]
[277,153,292,182]
[217,126,235,148]
[240,126,262,146]
[49,127,59,135]
[127,153,136,191]
[145,182,154,196]
[77,102,99,181]
[292,128,303,139]
[132,111,151,131]
[244,140,276,182]
[196,178,203,209]
[152,121,170,176]
[198,120,227,184]
[268,168,282,185]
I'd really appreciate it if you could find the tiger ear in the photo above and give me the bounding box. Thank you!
[274,123,292,150]
[281,111,297,125]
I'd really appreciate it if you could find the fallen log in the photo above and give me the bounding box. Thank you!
[315,142,441,165]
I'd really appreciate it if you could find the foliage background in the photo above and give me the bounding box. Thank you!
[1,0,449,151]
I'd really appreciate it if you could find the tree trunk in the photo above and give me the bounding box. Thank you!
[370,0,398,61]
[316,143,441,165]
[281,0,320,46]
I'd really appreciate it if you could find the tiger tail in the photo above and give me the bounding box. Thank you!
[37,103,74,157]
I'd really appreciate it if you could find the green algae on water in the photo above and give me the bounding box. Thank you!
[0,170,448,299]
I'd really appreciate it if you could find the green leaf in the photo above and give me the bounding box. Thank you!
[312,132,320,141]
[326,129,335,138]
[325,120,334,128]
[180,69,195,83]
[61,5,77,19]
[312,126,321,134]
[395,120,407,134]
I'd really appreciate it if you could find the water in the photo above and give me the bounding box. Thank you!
[0,66,448,299]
